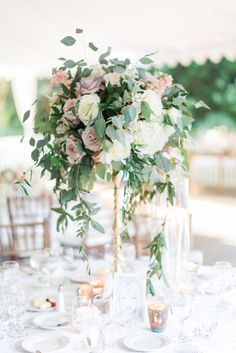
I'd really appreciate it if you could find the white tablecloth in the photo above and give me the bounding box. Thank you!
[2,259,236,353]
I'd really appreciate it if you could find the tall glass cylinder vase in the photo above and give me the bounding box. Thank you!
[151,177,190,289]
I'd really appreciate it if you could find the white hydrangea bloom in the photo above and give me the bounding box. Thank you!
[132,121,175,156]
[99,132,132,163]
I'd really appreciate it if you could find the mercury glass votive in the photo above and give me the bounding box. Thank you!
[148,303,168,333]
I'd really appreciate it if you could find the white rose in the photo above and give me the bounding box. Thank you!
[140,89,163,122]
[168,107,182,125]
[104,72,121,86]
[99,133,131,164]
[78,94,100,125]
[132,121,175,156]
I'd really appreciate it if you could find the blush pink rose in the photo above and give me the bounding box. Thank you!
[63,99,80,124]
[80,75,102,94]
[66,135,84,164]
[49,70,71,88]
[82,127,101,152]
[146,73,173,96]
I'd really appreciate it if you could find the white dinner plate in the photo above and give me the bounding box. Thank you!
[33,312,70,330]
[123,332,170,352]
[21,332,70,353]
[67,271,89,283]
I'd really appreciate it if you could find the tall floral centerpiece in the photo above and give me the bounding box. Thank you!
[22,29,198,289]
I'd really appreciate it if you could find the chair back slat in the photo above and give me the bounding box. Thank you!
[0,219,50,259]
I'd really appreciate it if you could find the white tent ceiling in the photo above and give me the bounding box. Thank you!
[0,0,235,78]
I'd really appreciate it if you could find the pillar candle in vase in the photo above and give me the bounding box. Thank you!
[148,303,168,333]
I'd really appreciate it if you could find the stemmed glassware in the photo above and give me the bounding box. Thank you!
[171,291,192,342]
[192,294,219,343]
[214,261,232,311]
[2,261,19,284]
[93,295,112,348]
[7,288,26,338]
[72,295,103,352]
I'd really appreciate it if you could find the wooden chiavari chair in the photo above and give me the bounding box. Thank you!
[7,194,53,224]
[0,219,50,260]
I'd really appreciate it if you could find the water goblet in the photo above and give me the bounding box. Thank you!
[7,288,26,338]
[192,294,219,343]
[2,261,19,284]
[93,295,112,347]
[72,295,92,332]
[171,291,192,342]
[214,261,232,311]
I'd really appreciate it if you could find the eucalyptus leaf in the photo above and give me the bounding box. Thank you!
[60,36,76,46]
[76,28,83,33]
[141,101,151,120]
[94,116,106,140]
[124,105,137,125]
[140,57,153,65]
[23,110,30,122]
[89,42,98,51]
[64,60,76,68]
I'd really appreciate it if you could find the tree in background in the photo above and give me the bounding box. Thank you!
[159,58,236,133]
[0,80,23,136]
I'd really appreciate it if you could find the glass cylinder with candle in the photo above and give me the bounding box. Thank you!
[148,303,169,333]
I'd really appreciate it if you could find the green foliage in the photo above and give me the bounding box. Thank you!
[0,80,23,136]
[60,36,76,46]
[156,58,236,132]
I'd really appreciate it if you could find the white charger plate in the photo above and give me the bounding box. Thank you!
[33,312,70,330]
[123,332,170,352]
[21,332,70,353]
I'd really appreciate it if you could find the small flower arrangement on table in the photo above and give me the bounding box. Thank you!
[22,28,199,291]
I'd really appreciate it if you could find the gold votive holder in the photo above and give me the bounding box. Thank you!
[148,303,168,333]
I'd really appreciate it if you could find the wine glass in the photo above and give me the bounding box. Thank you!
[79,317,103,353]
[72,295,102,352]
[72,295,92,332]
[2,261,19,284]
[192,294,219,343]
[186,251,203,274]
[171,291,192,342]
[214,261,232,311]
[93,295,112,347]
[7,288,26,338]
[29,249,50,284]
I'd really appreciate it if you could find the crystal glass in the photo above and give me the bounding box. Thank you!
[214,261,232,311]
[29,249,50,284]
[93,295,112,347]
[80,317,103,353]
[61,246,74,265]
[0,266,9,339]
[72,295,102,352]
[2,261,19,284]
[72,295,92,332]
[192,295,219,342]
[171,291,192,342]
[187,251,203,273]
[7,288,26,338]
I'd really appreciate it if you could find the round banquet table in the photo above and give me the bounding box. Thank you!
[2,258,236,353]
